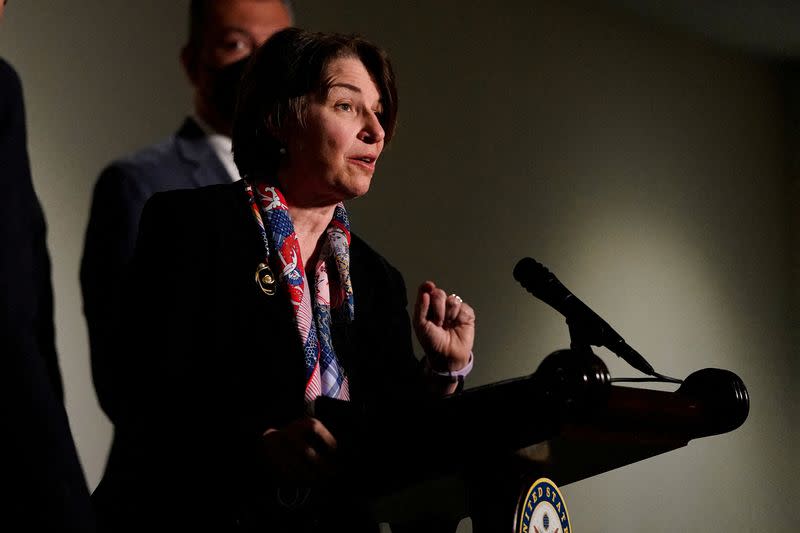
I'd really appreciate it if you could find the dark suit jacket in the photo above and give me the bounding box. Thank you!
[81,118,232,420]
[92,182,423,532]
[0,57,95,532]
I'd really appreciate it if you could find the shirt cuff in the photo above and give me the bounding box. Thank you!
[422,352,474,383]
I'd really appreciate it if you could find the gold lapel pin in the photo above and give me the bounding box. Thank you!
[255,262,277,296]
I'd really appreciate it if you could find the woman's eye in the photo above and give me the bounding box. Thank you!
[335,102,353,112]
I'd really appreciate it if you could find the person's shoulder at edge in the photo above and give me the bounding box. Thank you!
[0,58,23,133]
[0,56,20,88]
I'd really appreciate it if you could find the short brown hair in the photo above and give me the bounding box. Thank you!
[232,27,398,180]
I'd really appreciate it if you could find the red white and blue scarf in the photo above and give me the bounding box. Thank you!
[244,180,354,404]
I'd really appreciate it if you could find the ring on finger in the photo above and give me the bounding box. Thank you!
[449,293,463,303]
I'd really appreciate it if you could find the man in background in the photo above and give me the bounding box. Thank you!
[0,0,95,529]
[80,0,292,421]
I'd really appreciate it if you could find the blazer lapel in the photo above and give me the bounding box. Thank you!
[331,239,373,403]
[174,117,233,188]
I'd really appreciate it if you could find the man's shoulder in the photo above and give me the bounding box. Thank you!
[103,134,186,181]
[95,117,231,201]
[94,122,210,201]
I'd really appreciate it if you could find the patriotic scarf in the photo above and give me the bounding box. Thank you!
[244,180,354,404]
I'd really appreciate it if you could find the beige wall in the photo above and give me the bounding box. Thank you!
[2,0,797,531]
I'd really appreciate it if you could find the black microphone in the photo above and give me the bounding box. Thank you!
[513,257,655,376]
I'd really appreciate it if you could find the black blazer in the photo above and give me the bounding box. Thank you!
[93,181,423,532]
[0,57,95,532]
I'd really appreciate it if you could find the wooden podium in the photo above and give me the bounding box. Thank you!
[313,349,749,532]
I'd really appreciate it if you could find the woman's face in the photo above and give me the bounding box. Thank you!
[280,56,385,206]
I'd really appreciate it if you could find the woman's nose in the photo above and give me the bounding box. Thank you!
[358,113,385,144]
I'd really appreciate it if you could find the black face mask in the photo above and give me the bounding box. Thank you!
[207,55,250,127]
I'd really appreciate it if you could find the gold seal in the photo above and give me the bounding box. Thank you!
[517,478,571,533]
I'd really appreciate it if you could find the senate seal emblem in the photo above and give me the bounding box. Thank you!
[516,478,571,533]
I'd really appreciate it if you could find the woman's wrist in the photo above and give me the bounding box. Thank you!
[422,352,474,383]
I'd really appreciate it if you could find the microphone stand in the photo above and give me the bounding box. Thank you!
[567,316,595,356]
[566,312,681,385]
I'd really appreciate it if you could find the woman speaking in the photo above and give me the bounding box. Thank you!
[93,28,475,532]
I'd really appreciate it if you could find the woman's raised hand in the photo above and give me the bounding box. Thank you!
[413,281,475,372]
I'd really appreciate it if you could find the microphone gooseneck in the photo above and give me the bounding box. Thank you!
[513,257,658,377]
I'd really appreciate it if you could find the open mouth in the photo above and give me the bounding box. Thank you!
[349,156,377,168]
